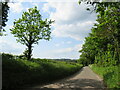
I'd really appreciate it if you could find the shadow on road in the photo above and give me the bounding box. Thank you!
[24,78,104,90]
[56,78,103,88]
[23,68,105,90]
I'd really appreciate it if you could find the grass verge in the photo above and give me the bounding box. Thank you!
[90,64,120,89]
[2,53,82,89]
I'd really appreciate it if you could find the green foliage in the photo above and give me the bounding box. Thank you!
[78,2,120,66]
[95,51,117,67]
[78,2,120,88]
[2,53,82,89]
[10,6,54,60]
[91,64,120,88]
[0,2,9,36]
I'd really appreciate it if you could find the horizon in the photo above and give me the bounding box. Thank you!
[0,1,97,59]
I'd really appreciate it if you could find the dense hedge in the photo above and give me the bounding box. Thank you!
[2,53,82,89]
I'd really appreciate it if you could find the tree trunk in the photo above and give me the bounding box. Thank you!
[27,32,33,60]
[27,43,32,60]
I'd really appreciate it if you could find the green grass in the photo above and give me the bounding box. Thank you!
[90,64,120,89]
[2,53,82,89]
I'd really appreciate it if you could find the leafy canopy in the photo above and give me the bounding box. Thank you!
[0,2,9,36]
[11,6,54,46]
[10,6,54,60]
[78,1,120,66]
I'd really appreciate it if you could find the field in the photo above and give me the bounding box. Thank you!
[2,53,82,89]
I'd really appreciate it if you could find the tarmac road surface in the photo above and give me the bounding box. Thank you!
[28,66,106,90]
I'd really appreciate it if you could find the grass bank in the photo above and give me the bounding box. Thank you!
[2,53,82,89]
[90,64,120,89]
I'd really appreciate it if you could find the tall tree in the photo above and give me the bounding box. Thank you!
[78,1,120,66]
[0,1,9,36]
[10,6,54,60]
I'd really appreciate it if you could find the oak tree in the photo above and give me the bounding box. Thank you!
[10,6,54,60]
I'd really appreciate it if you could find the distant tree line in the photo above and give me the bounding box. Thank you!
[53,59,77,63]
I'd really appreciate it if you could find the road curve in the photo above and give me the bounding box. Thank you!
[29,66,106,90]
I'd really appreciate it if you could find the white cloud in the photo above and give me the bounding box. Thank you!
[56,44,82,53]
[54,41,72,47]
[12,0,25,3]
[8,25,13,29]
[66,41,72,44]
[45,0,78,2]
[52,21,95,40]
[49,3,89,24]
[55,43,60,47]
[0,40,25,55]
[32,2,39,8]
[8,3,24,13]
[55,48,73,53]
[26,8,29,12]
[11,0,78,3]
[73,44,83,52]
[33,43,83,59]
[42,2,97,41]
[54,43,82,58]
[51,43,82,58]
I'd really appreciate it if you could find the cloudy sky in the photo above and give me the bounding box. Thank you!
[0,0,97,59]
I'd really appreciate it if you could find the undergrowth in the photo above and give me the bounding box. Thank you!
[91,64,120,89]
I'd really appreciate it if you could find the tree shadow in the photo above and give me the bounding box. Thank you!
[24,78,105,90]
[23,67,106,90]
[39,67,105,89]
[40,78,105,89]
[21,67,84,90]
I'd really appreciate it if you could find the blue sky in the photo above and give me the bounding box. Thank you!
[0,0,97,59]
